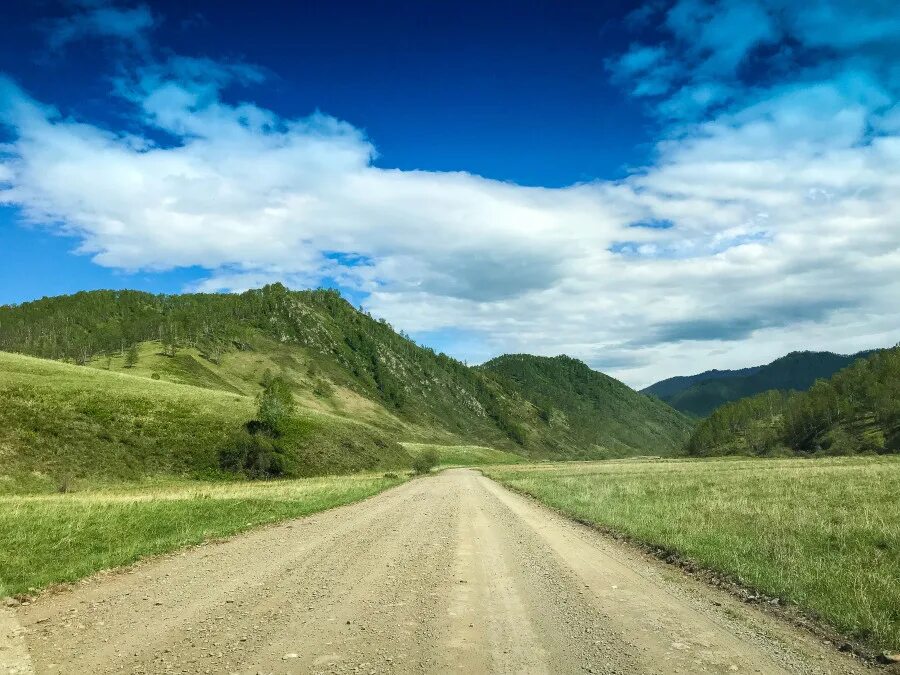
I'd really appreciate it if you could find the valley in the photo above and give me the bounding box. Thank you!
[3,3,899,672]
[3,470,875,674]
[1,287,898,671]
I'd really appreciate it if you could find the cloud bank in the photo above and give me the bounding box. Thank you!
[2,0,899,387]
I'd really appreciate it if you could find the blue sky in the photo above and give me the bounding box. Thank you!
[0,0,649,300]
[1,0,899,386]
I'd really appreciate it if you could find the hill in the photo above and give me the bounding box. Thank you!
[480,354,694,458]
[641,365,761,400]
[0,286,693,484]
[643,350,876,417]
[684,347,900,457]
[0,351,409,493]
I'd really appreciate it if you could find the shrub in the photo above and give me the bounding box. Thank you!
[56,473,75,494]
[151,372,161,380]
[411,448,439,474]
[312,378,334,398]
[383,472,399,479]
[219,429,285,479]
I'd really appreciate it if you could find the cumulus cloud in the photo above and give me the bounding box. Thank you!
[1,1,900,387]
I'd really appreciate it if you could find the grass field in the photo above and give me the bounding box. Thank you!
[402,442,525,467]
[484,456,900,652]
[0,473,405,597]
[0,351,409,491]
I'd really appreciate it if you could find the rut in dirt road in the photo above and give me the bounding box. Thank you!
[13,469,871,674]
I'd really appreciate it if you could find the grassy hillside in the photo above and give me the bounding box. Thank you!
[685,347,900,457]
[0,285,691,462]
[0,351,409,493]
[644,350,875,418]
[480,354,694,457]
[485,456,900,652]
[0,285,516,447]
[401,442,525,467]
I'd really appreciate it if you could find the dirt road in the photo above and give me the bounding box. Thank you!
[10,469,871,674]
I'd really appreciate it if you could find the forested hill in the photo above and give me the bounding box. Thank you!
[642,350,877,418]
[641,365,762,400]
[0,285,691,458]
[684,347,900,457]
[480,354,693,457]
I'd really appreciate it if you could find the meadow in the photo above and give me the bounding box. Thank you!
[0,350,408,492]
[484,455,900,652]
[402,442,525,467]
[0,473,405,597]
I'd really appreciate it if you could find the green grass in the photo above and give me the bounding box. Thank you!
[402,442,525,467]
[484,456,900,652]
[0,351,409,490]
[0,473,405,597]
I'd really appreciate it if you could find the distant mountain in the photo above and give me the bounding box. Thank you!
[480,354,694,458]
[642,350,877,418]
[684,347,900,457]
[642,365,762,400]
[0,286,693,485]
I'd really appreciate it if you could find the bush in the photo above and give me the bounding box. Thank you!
[56,473,75,494]
[312,378,334,398]
[219,429,285,479]
[411,448,440,474]
[383,472,399,479]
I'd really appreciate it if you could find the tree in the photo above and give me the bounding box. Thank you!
[124,344,139,369]
[256,374,295,436]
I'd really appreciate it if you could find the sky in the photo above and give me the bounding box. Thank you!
[1,0,899,388]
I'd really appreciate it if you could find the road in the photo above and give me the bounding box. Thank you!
[8,469,871,674]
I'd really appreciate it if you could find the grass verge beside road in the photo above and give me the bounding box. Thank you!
[484,456,900,653]
[0,473,405,598]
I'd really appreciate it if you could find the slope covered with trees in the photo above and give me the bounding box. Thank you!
[641,365,761,400]
[643,350,876,417]
[0,285,691,469]
[685,347,900,457]
[480,354,694,457]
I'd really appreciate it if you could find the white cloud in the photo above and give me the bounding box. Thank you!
[2,2,900,388]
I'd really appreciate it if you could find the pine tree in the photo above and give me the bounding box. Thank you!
[124,344,139,369]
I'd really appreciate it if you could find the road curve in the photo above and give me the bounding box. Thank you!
[14,469,870,674]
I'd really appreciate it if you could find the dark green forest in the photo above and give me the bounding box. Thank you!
[685,348,900,457]
[644,350,876,417]
[481,354,694,457]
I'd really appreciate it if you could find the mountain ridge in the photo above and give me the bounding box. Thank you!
[0,286,693,481]
[642,349,879,417]
[684,347,900,457]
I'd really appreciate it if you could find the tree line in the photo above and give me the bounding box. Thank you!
[685,347,900,457]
